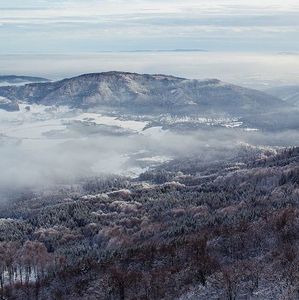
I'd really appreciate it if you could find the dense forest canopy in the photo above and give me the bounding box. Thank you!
[0,146,298,299]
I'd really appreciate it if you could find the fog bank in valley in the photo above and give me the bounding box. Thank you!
[1,108,299,194]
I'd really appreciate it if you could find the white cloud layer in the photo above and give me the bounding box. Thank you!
[0,0,299,53]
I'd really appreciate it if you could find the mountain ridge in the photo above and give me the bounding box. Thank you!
[0,71,288,116]
[266,85,299,107]
[0,75,49,85]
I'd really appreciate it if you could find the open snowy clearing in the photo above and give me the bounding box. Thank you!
[0,104,149,140]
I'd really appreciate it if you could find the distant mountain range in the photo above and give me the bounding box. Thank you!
[0,72,288,117]
[119,49,208,53]
[0,75,49,87]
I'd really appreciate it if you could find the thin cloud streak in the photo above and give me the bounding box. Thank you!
[0,0,298,53]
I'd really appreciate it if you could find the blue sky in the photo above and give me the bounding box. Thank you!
[0,0,299,53]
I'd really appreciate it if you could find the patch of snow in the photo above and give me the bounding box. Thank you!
[0,96,12,104]
[136,155,172,163]
[70,113,148,132]
[244,128,259,132]
[81,193,109,200]
[158,114,243,128]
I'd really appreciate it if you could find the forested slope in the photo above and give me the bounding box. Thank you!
[0,147,298,299]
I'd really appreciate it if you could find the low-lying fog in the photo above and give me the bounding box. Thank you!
[1,103,299,193]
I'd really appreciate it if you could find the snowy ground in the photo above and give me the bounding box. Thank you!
[70,112,147,132]
[0,104,148,140]
[158,114,244,128]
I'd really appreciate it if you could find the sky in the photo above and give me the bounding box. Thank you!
[1,0,299,54]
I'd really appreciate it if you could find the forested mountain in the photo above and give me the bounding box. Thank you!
[266,85,299,107]
[0,72,287,116]
[0,146,298,299]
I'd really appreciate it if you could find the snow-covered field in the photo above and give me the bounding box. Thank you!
[70,112,147,132]
[0,104,68,139]
[0,104,149,140]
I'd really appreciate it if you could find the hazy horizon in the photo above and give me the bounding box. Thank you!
[1,51,299,89]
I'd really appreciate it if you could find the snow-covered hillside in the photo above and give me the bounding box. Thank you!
[0,72,286,116]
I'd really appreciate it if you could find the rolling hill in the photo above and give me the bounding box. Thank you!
[0,72,287,116]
